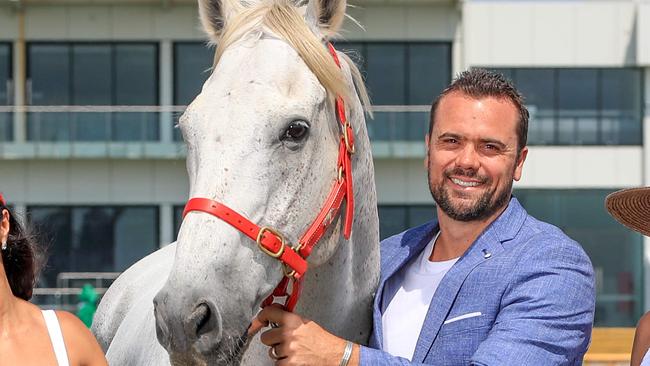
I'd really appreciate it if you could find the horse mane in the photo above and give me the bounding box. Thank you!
[211,0,371,113]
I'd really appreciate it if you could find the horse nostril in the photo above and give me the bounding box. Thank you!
[186,301,222,341]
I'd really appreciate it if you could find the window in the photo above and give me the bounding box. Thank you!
[174,42,214,106]
[0,43,11,141]
[338,42,452,141]
[28,206,159,287]
[515,189,644,327]
[378,205,437,240]
[173,204,184,240]
[173,42,214,141]
[27,43,159,142]
[490,68,643,145]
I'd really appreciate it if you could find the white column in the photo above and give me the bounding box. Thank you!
[642,67,650,311]
[452,0,465,75]
[159,203,173,247]
[159,40,173,143]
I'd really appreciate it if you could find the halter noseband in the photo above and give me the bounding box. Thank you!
[182,43,354,312]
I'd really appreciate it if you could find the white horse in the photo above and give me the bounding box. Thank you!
[91,0,380,364]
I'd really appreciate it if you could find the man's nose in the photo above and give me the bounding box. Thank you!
[455,144,480,170]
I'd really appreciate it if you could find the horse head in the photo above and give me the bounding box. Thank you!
[152,0,374,364]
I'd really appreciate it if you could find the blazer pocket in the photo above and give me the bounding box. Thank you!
[439,312,490,338]
[443,311,482,325]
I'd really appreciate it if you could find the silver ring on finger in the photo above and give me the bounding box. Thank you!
[270,346,280,360]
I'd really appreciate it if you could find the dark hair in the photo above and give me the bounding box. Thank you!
[1,204,44,301]
[429,68,529,154]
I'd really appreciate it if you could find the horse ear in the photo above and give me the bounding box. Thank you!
[198,0,237,42]
[305,0,347,39]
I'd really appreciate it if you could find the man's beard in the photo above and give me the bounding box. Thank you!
[429,166,512,222]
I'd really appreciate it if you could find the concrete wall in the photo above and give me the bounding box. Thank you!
[463,0,638,68]
[1,159,188,205]
[0,3,459,41]
[639,1,650,66]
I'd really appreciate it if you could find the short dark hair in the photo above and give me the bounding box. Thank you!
[1,204,44,301]
[428,68,529,153]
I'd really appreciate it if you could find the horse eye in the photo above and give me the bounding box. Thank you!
[281,120,310,142]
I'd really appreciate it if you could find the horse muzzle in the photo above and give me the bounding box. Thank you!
[153,289,228,358]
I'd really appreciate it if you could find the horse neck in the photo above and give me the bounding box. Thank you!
[297,104,379,343]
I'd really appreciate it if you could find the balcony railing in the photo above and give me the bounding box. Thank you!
[0,105,643,158]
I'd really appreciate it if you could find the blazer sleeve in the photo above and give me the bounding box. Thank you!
[470,234,596,366]
[359,346,429,366]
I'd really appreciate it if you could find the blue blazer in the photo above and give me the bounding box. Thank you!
[360,198,595,365]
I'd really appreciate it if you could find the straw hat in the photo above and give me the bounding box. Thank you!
[605,187,650,237]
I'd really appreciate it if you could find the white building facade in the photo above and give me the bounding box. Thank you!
[0,0,648,327]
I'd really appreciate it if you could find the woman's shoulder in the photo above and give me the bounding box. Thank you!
[632,312,650,366]
[55,311,108,366]
[637,312,650,340]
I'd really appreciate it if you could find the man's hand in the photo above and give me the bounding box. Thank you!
[248,305,359,366]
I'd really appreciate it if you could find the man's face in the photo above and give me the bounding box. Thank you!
[425,92,528,222]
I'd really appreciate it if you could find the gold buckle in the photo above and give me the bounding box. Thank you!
[256,227,285,258]
[342,122,355,154]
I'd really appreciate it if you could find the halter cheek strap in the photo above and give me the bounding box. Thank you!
[182,43,354,312]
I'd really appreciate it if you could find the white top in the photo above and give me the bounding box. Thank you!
[381,232,459,360]
[42,310,70,366]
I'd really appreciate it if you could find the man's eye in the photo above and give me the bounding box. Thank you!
[281,120,310,142]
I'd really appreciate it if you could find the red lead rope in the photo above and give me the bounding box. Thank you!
[182,43,354,312]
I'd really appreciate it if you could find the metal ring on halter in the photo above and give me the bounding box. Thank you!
[342,122,355,154]
[256,227,285,258]
[282,263,296,278]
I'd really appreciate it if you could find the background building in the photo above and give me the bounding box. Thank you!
[0,0,648,332]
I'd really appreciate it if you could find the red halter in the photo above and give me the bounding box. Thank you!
[182,43,354,312]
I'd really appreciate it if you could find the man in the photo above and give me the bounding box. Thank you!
[250,69,596,365]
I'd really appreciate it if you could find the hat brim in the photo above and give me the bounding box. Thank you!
[605,187,650,237]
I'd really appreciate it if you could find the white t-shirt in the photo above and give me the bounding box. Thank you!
[382,232,459,360]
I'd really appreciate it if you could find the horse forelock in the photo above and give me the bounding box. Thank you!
[210,0,370,115]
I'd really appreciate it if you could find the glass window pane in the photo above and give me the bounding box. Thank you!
[515,189,644,327]
[0,44,11,141]
[0,43,10,104]
[601,69,642,145]
[407,206,437,228]
[71,45,112,141]
[366,44,406,105]
[113,207,158,271]
[408,44,450,105]
[115,44,157,105]
[72,45,111,105]
[513,69,556,145]
[174,43,214,106]
[29,44,71,105]
[557,69,598,144]
[28,207,72,287]
[378,206,408,240]
[28,206,159,287]
[173,205,184,240]
[113,44,159,141]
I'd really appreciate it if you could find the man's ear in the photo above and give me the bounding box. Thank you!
[513,146,528,181]
[305,0,346,39]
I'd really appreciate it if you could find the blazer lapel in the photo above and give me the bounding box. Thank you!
[410,198,528,362]
[372,222,437,348]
